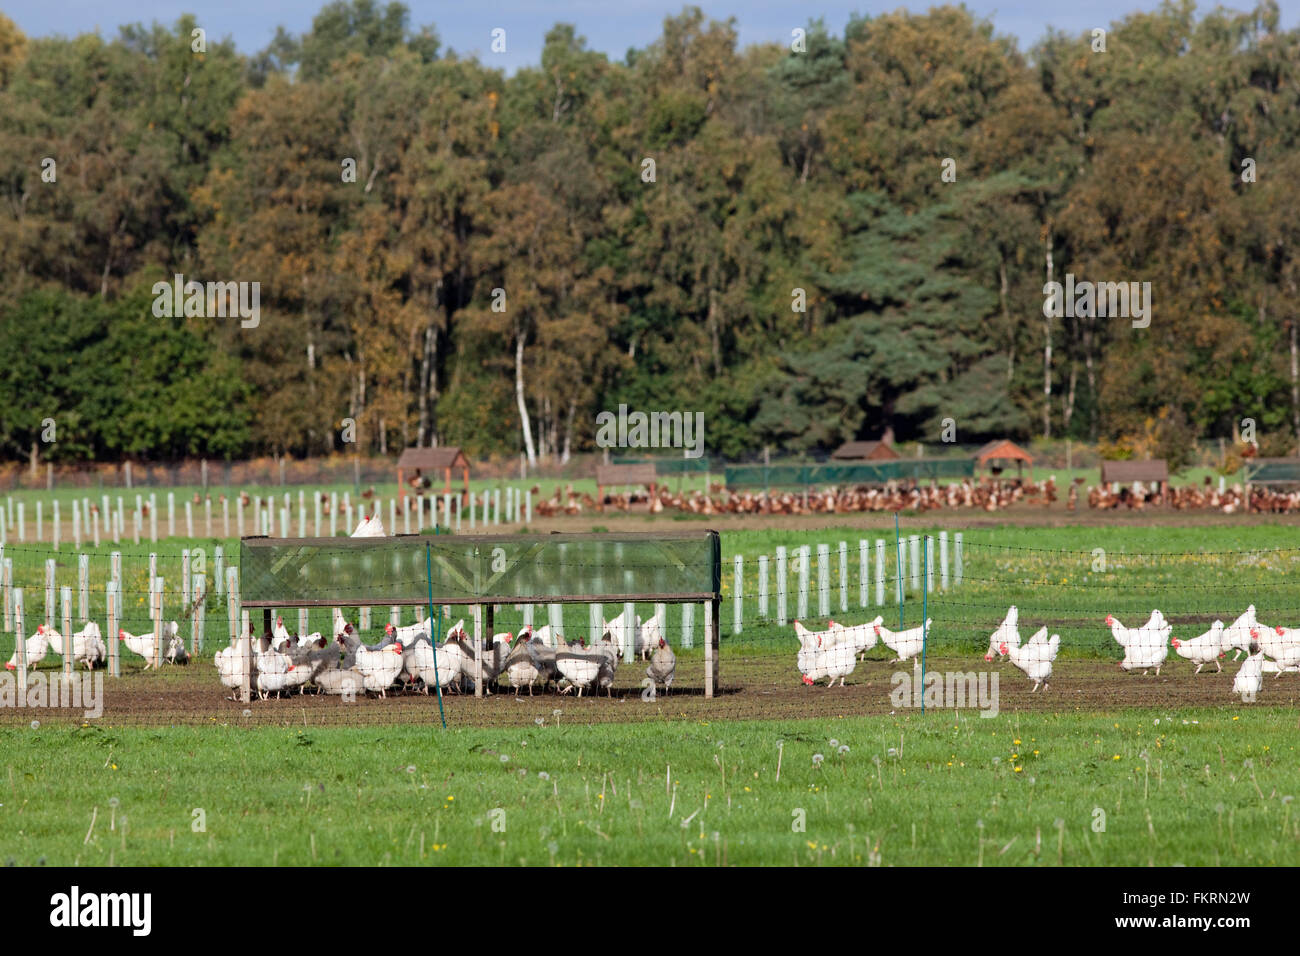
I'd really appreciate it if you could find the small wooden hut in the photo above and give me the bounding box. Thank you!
[396,447,471,503]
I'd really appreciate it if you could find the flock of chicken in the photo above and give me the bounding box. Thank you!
[531,472,1300,518]
[793,604,1295,701]
[213,608,678,701]
[4,620,189,672]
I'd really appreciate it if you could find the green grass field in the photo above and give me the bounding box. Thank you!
[4,708,1298,865]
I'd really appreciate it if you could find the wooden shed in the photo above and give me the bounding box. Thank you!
[397,447,471,503]
[831,439,900,461]
[1101,459,1170,498]
[596,463,658,503]
[974,439,1034,477]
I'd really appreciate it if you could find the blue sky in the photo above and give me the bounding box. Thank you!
[5,1,1297,72]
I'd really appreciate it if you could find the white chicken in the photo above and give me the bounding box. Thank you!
[214,632,256,699]
[402,639,461,693]
[984,606,1020,662]
[332,608,354,640]
[210,632,253,697]
[636,615,664,660]
[254,637,300,699]
[825,615,883,660]
[799,635,857,687]
[1170,621,1226,674]
[386,616,432,647]
[1232,644,1265,702]
[594,637,620,696]
[1220,606,1258,660]
[4,627,51,671]
[314,667,364,696]
[1106,610,1170,675]
[350,514,386,537]
[355,641,405,697]
[555,641,604,697]
[645,637,676,696]
[1001,633,1061,692]
[1260,627,1300,677]
[119,622,188,669]
[44,622,106,669]
[503,635,545,695]
[873,619,931,663]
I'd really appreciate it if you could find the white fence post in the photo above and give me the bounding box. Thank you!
[148,554,158,620]
[817,543,830,618]
[214,546,225,597]
[72,500,80,550]
[45,559,55,628]
[107,582,120,677]
[622,600,635,663]
[167,492,176,537]
[153,575,164,668]
[61,585,73,679]
[776,546,788,626]
[925,536,934,596]
[704,599,715,697]
[588,603,603,643]
[939,531,949,591]
[547,603,562,645]
[838,541,848,614]
[955,532,964,587]
[758,554,769,618]
[149,494,157,542]
[2,557,11,632]
[194,573,206,655]
[859,540,868,608]
[797,546,809,620]
[14,589,26,699]
[495,488,502,526]
[75,553,89,621]
[909,535,921,593]
[681,602,694,649]
[733,554,743,635]
[52,501,59,550]
[472,603,484,697]
[875,539,886,606]
[186,499,195,538]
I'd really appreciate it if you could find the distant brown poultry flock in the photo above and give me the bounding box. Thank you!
[529,474,1300,516]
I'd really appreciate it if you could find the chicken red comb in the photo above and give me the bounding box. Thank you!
[1277,626,1286,635]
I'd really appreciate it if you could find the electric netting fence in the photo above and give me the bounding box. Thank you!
[1,530,1298,726]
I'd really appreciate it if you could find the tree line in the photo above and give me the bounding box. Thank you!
[1,0,1297,470]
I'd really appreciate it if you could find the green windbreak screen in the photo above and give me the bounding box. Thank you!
[725,459,975,488]
[240,531,720,606]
